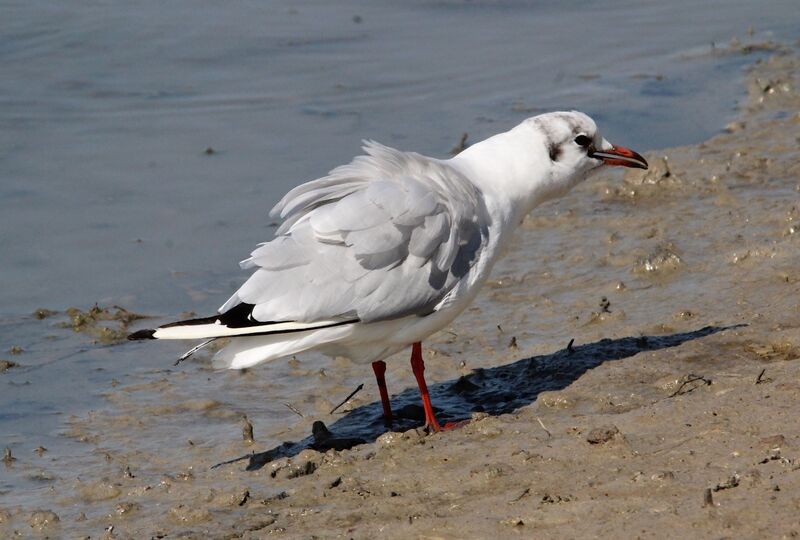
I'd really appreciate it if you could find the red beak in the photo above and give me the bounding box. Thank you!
[589,145,648,170]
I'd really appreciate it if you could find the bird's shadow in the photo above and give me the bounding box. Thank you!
[216,325,740,471]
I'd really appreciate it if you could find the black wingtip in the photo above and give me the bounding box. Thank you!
[128,329,156,340]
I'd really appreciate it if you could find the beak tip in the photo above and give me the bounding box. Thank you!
[593,145,649,170]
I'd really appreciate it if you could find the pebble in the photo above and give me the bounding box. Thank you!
[114,501,140,517]
[0,359,19,372]
[758,434,786,449]
[76,479,122,502]
[168,504,211,524]
[28,509,60,529]
[376,431,402,447]
[587,425,620,445]
[211,487,251,508]
[537,391,575,409]
[241,417,255,443]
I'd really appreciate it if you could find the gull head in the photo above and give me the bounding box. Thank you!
[452,111,648,214]
[525,111,648,195]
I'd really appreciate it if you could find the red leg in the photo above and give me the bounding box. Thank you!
[371,360,392,424]
[410,342,444,432]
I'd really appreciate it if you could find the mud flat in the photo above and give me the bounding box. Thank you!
[3,51,800,539]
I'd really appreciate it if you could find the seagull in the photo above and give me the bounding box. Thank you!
[129,111,647,431]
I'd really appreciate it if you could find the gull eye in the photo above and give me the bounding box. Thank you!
[574,134,592,147]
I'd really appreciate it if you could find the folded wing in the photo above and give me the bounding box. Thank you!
[220,141,489,324]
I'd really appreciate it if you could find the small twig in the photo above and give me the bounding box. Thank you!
[449,132,469,155]
[536,417,552,438]
[509,487,531,503]
[669,374,711,398]
[210,452,254,470]
[329,383,364,415]
[566,338,575,355]
[283,403,305,418]
[175,338,216,366]
[755,368,772,384]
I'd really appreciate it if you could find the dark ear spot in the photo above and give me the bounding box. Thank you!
[548,142,561,162]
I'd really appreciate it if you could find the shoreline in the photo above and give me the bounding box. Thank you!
[3,49,800,538]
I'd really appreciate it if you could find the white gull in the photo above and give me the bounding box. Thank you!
[129,111,648,431]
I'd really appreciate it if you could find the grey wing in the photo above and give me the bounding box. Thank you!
[219,141,489,323]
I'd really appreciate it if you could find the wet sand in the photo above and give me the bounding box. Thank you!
[3,50,800,539]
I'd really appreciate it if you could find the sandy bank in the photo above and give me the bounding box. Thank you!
[3,50,800,539]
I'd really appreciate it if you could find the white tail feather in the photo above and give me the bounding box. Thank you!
[211,324,354,370]
[152,319,346,340]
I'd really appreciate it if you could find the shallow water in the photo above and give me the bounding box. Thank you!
[1,0,800,519]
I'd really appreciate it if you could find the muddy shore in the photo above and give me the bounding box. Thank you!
[3,51,800,539]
